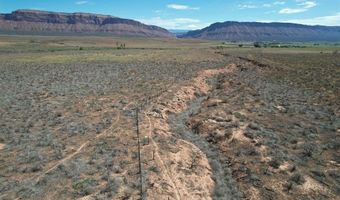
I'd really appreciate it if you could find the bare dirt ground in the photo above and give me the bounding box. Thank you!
[139,64,241,200]
[0,36,339,199]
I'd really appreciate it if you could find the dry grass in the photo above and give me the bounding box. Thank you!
[0,35,338,199]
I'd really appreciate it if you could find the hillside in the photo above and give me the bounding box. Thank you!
[181,21,340,42]
[0,9,173,37]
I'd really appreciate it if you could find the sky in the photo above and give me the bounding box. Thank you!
[0,0,339,30]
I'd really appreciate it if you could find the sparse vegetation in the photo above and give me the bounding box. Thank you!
[185,47,340,199]
[0,35,232,199]
[0,35,339,199]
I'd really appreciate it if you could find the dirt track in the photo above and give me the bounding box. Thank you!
[36,110,121,182]
[140,64,240,199]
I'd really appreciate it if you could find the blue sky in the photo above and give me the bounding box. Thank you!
[0,0,339,29]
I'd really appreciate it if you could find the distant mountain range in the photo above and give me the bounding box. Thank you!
[181,21,340,42]
[1,10,340,42]
[0,9,173,38]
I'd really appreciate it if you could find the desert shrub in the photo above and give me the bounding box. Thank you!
[310,169,326,183]
[122,187,133,199]
[328,170,340,183]
[67,122,88,135]
[112,165,123,173]
[20,163,43,173]
[37,130,54,147]
[242,145,259,156]
[73,178,97,196]
[16,181,41,199]
[289,173,305,185]
[324,136,340,150]
[214,185,227,197]
[79,47,83,50]
[283,181,295,192]
[65,159,88,179]
[268,159,281,169]
[244,131,256,139]
[18,147,42,164]
[260,186,276,199]
[238,44,243,47]
[234,112,246,121]
[248,122,260,130]
[302,142,319,158]
[101,176,125,195]
[149,165,160,174]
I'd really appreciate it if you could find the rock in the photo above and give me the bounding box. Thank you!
[276,105,287,113]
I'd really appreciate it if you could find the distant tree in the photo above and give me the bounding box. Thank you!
[238,44,243,47]
[254,42,261,48]
[116,42,126,49]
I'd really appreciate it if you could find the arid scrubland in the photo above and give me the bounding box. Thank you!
[0,36,339,199]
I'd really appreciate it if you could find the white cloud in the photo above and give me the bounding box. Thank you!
[279,8,307,14]
[139,17,207,30]
[238,4,258,9]
[239,1,286,9]
[274,1,286,5]
[279,0,317,14]
[283,12,340,26]
[187,24,199,29]
[298,1,317,8]
[167,4,199,10]
[154,10,162,14]
[75,1,88,5]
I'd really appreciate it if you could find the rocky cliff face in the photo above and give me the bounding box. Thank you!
[181,21,340,42]
[0,10,173,37]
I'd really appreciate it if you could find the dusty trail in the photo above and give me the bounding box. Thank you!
[0,143,4,150]
[141,64,239,199]
[168,97,239,200]
[144,113,182,200]
[35,110,121,182]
